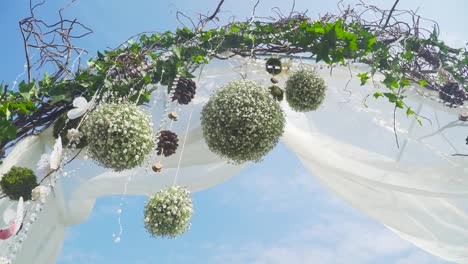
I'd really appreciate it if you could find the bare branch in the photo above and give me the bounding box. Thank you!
[382,0,400,30]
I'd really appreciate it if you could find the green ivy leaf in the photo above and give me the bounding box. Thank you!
[406,107,415,116]
[373,92,383,99]
[383,92,398,103]
[357,72,369,85]
[419,80,428,87]
[231,24,240,33]
[396,100,404,108]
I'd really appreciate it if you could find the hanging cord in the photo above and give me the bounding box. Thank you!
[171,64,206,187]
[172,109,194,186]
[114,75,179,243]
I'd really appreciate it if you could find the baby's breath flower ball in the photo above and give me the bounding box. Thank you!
[144,186,193,238]
[82,103,154,171]
[285,69,327,112]
[201,80,285,164]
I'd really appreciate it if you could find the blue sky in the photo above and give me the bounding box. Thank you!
[1,0,466,263]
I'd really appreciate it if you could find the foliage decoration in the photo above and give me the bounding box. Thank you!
[1,0,467,162]
[285,69,327,112]
[0,166,38,201]
[144,186,193,239]
[201,80,285,164]
[82,103,154,171]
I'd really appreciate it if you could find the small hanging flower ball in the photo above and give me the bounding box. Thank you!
[0,166,38,201]
[144,186,193,238]
[201,80,285,164]
[285,69,327,112]
[82,103,154,171]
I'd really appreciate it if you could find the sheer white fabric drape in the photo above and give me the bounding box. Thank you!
[0,58,467,263]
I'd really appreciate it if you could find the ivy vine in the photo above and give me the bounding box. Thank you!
[0,0,466,163]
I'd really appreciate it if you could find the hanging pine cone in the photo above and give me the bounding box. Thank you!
[156,130,179,157]
[439,82,468,107]
[172,77,196,105]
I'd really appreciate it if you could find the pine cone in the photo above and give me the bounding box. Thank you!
[156,130,179,157]
[439,82,468,106]
[172,77,196,105]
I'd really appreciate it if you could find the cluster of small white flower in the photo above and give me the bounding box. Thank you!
[82,103,154,171]
[144,186,193,238]
[285,69,327,112]
[0,257,11,264]
[201,80,285,164]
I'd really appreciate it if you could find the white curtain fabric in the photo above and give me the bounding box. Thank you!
[0,58,467,263]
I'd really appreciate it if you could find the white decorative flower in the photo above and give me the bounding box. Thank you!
[0,197,23,241]
[31,186,49,202]
[36,154,51,180]
[49,136,63,170]
[67,96,94,120]
[0,257,11,264]
[36,137,62,180]
[66,128,83,143]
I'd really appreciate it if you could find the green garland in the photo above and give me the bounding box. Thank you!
[0,13,466,161]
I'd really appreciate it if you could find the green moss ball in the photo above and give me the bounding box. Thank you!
[0,166,38,201]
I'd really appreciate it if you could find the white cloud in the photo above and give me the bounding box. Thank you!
[207,167,450,264]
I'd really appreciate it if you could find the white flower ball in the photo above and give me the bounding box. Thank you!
[144,186,193,238]
[83,103,154,171]
[285,69,327,112]
[201,80,285,164]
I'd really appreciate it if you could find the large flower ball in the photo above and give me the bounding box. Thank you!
[201,80,285,164]
[0,166,38,201]
[82,103,154,171]
[144,186,193,238]
[285,69,327,112]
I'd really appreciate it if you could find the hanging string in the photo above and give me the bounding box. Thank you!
[113,75,179,243]
[172,109,194,186]
[6,137,77,261]
[171,65,206,186]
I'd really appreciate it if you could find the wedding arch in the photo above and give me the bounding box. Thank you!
[0,0,467,263]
